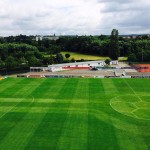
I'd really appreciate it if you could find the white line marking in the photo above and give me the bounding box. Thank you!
[0,99,23,119]
[31,96,34,103]
[0,96,35,118]
[131,108,139,113]
[27,96,35,106]
[110,94,150,120]
[123,79,142,102]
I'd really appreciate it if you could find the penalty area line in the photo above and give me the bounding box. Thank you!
[31,96,35,103]
[123,79,142,102]
[27,96,35,106]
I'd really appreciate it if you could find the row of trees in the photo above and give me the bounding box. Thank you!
[0,29,150,72]
[0,43,71,71]
[0,43,42,70]
[56,31,150,62]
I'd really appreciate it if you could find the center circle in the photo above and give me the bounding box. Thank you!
[110,95,150,120]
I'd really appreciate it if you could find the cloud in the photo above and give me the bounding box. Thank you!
[99,0,150,34]
[0,0,150,36]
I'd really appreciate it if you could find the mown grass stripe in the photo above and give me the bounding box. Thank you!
[57,111,88,150]
[0,98,24,118]
[12,79,45,98]
[0,78,149,150]
[23,79,72,149]
[114,129,148,150]
[126,79,150,94]
[0,78,45,98]
[112,79,133,95]
[0,78,56,150]
[0,78,25,94]
[0,112,27,142]
[88,78,106,105]
[57,79,88,150]
[0,110,49,150]
[35,78,68,99]
[24,111,69,150]
[101,79,119,96]
[0,79,47,146]
[88,78,120,150]
[56,78,79,100]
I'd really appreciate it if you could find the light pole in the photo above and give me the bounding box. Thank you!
[142,49,143,62]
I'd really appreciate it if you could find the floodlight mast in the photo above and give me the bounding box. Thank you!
[142,49,143,62]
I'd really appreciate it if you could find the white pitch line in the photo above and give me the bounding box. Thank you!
[123,79,142,102]
[0,96,35,119]
[27,96,35,106]
[110,94,150,120]
[31,96,34,103]
[131,108,139,113]
[0,99,23,119]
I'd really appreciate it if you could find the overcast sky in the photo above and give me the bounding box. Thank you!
[0,0,150,36]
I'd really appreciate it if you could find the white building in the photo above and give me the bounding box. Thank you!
[48,61,105,72]
[43,36,59,41]
[35,35,59,41]
[30,60,118,72]
[36,36,43,41]
[110,60,118,65]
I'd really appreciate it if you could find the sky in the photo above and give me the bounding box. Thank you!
[0,0,150,36]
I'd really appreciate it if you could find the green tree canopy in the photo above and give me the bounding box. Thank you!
[109,29,120,60]
[5,56,17,69]
[127,53,137,62]
[105,59,111,65]
[56,53,64,63]
[65,53,70,59]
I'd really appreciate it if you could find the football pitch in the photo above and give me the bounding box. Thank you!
[0,78,150,150]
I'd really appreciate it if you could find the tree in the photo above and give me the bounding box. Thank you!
[65,53,70,59]
[50,55,55,64]
[71,58,75,62]
[0,59,4,68]
[109,29,119,60]
[105,59,111,65]
[18,57,28,68]
[56,53,64,63]
[50,45,61,54]
[5,56,17,70]
[127,53,137,62]
[28,57,41,66]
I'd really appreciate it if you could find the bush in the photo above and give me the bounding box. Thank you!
[128,53,137,62]
[105,59,111,65]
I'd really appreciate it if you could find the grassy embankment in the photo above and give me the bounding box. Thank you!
[61,51,109,61]
[44,51,127,61]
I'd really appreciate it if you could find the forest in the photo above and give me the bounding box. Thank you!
[0,31,150,72]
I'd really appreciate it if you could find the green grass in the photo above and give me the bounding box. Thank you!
[44,51,127,61]
[118,57,128,61]
[0,78,150,150]
[61,51,109,60]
